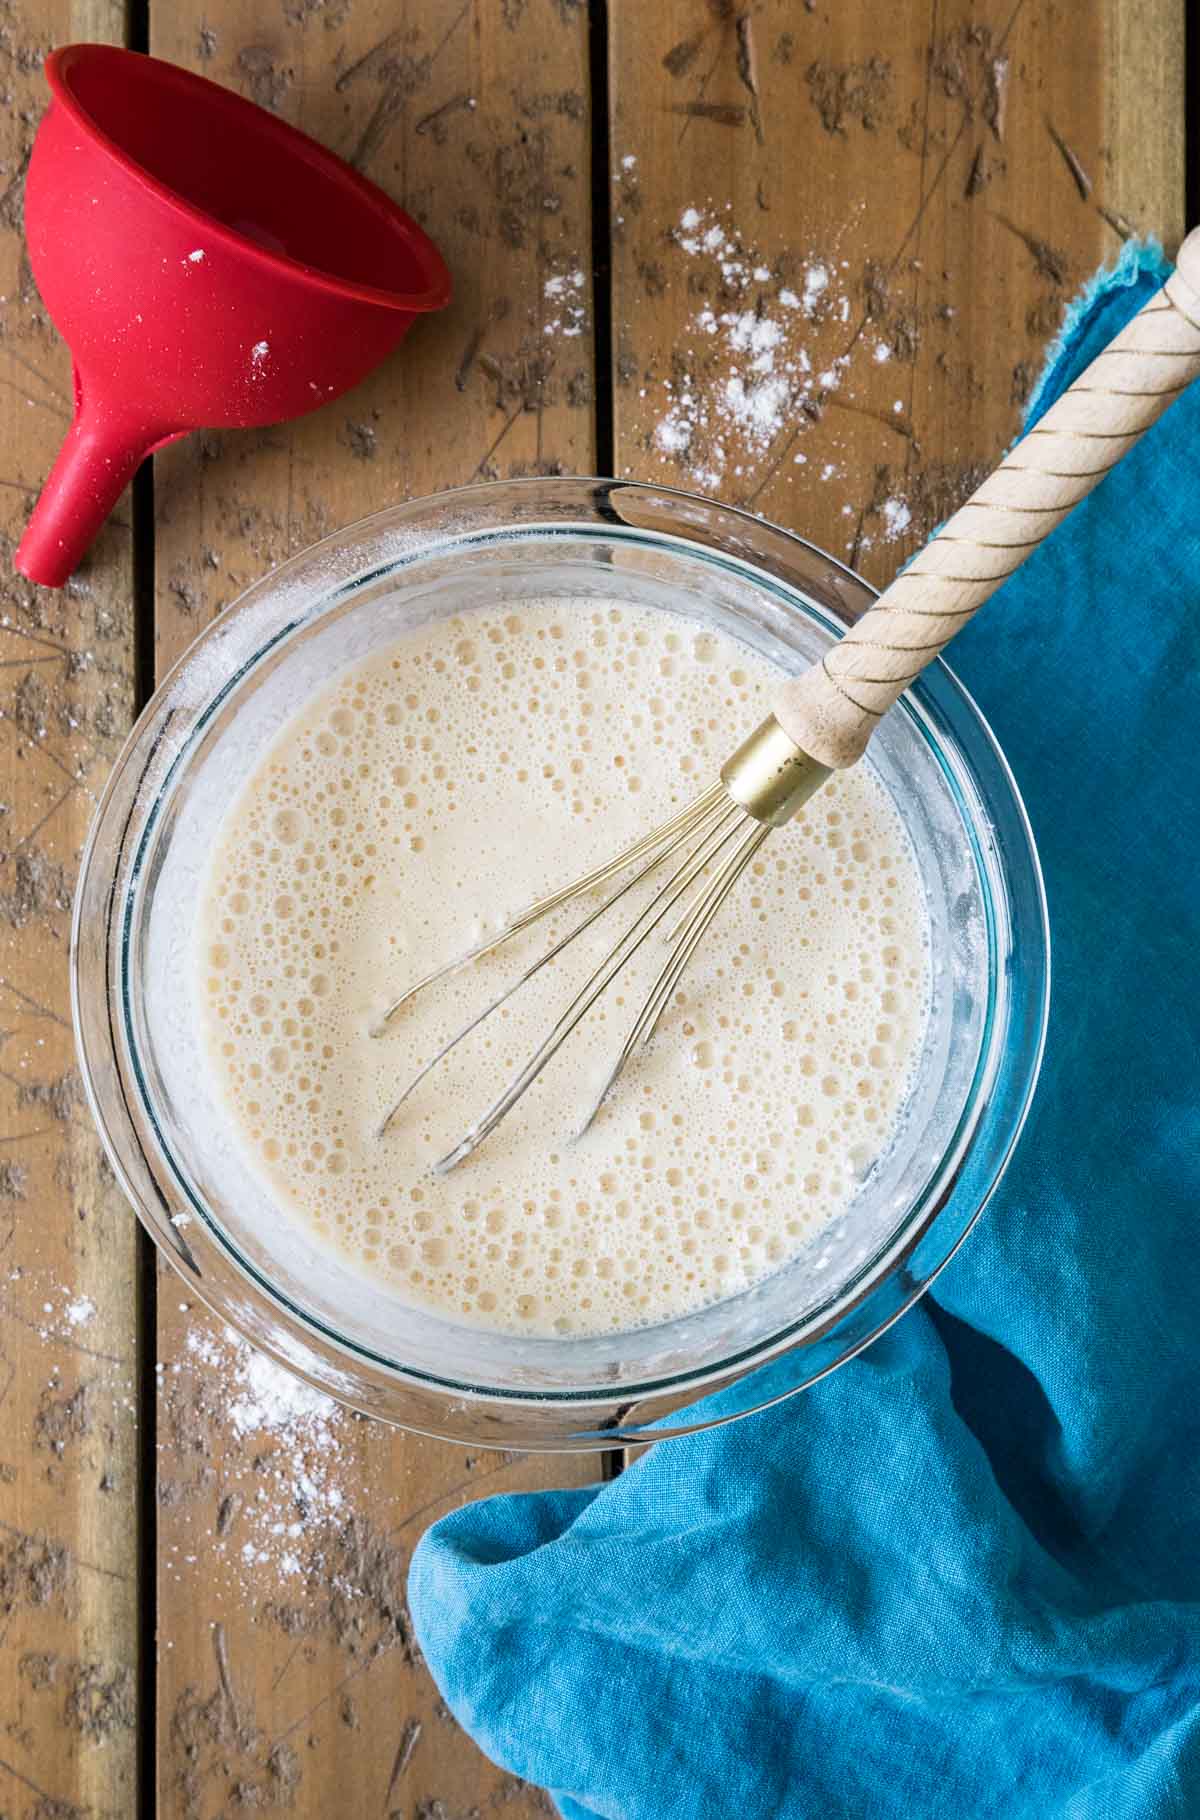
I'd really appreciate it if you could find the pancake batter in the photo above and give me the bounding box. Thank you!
[197,597,930,1336]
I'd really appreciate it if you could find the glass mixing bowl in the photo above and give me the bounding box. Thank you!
[72,479,1048,1448]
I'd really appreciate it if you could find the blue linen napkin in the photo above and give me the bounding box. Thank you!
[409,243,1200,1819]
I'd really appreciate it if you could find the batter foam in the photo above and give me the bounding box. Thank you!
[197,596,930,1336]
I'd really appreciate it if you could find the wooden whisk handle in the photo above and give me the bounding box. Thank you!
[772,229,1200,770]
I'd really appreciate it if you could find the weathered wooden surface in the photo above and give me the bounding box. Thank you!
[0,0,1188,1813]
[148,4,597,1817]
[0,4,141,1819]
[609,0,1186,589]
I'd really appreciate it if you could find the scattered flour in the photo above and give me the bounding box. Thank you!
[801,262,830,314]
[174,1323,346,1585]
[643,206,859,489]
[226,1345,340,1438]
[543,269,587,338]
[880,497,913,539]
[636,204,937,562]
[29,1283,100,1340]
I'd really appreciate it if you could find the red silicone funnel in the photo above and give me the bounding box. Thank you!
[16,44,451,587]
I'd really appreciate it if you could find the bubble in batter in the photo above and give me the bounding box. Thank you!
[196,597,930,1336]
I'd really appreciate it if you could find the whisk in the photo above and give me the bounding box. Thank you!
[381,233,1200,1171]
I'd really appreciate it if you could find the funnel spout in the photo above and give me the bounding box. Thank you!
[15,384,159,588]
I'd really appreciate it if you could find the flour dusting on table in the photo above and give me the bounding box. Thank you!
[161,1324,347,1587]
[616,196,985,559]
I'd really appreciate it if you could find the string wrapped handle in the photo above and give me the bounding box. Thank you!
[773,231,1200,769]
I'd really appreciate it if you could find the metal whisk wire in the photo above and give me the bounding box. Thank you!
[576,815,771,1138]
[376,782,729,1027]
[432,807,760,1173]
[378,783,764,1170]
[378,785,732,1131]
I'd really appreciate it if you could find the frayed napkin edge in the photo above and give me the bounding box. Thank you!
[1024,236,1171,425]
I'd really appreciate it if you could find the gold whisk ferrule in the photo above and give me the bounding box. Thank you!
[720,714,831,826]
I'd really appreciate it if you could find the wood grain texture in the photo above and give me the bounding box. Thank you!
[0,5,141,1819]
[148,4,597,1816]
[608,0,1187,592]
[776,245,1200,766]
[1102,0,1186,247]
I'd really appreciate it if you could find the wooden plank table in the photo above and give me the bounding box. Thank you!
[0,2,1185,1814]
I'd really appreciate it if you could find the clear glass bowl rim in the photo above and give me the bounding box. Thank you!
[71,477,1050,1448]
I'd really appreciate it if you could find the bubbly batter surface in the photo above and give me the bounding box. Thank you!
[197,597,930,1336]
